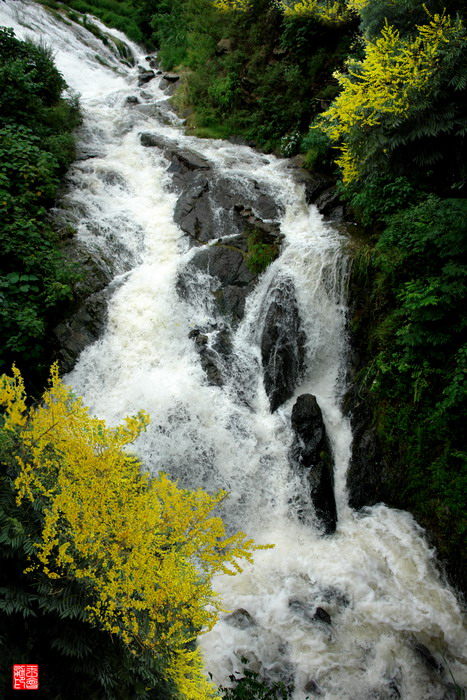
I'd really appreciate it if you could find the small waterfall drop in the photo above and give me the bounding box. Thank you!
[2,2,466,698]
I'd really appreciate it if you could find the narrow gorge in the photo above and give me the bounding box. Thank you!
[1,2,466,698]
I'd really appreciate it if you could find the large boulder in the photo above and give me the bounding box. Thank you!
[140,133,282,244]
[260,278,306,412]
[181,238,257,322]
[289,393,337,534]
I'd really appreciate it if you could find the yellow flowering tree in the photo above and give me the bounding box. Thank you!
[212,0,357,22]
[1,365,267,699]
[212,0,251,10]
[280,0,349,23]
[318,12,467,182]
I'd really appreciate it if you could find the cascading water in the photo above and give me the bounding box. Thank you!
[2,2,466,697]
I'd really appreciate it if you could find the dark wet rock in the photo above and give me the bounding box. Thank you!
[140,133,211,178]
[52,251,116,373]
[221,284,255,321]
[413,642,443,673]
[260,278,306,412]
[142,132,282,246]
[345,398,389,510]
[285,162,345,219]
[314,186,345,220]
[212,326,233,356]
[313,607,331,625]
[235,204,283,239]
[191,241,254,288]
[137,68,155,86]
[304,679,323,695]
[159,77,178,94]
[289,394,337,534]
[199,347,224,386]
[289,598,331,627]
[163,72,180,82]
[173,174,212,241]
[388,680,402,698]
[188,328,228,386]
[147,57,159,70]
[125,95,139,104]
[225,608,256,629]
[185,240,256,322]
[51,228,130,373]
[228,134,255,147]
[174,176,281,244]
[291,168,334,205]
[54,289,108,373]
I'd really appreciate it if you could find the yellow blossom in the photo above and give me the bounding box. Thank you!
[0,364,271,698]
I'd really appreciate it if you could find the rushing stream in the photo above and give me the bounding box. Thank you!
[2,2,466,697]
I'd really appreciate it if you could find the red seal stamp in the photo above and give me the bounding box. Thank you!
[12,665,39,690]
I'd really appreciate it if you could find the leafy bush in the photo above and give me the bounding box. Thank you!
[348,195,467,588]
[0,28,80,385]
[245,230,279,274]
[0,366,267,698]
[300,124,333,170]
[319,11,467,190]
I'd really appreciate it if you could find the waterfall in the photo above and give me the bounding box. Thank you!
[2,2,466,698]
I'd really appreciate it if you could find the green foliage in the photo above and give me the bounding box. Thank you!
[300,123,333,170]
[0,432,177,699]
[320,9,467,190]
[39,0,144,44]
[0,368,266,698]
[245,230,279,274]
[348,195,467,588]
[136,0,355,149]
[0,28,81,385]
[220,659,293,699]
[358,0,466,39]
[343,175,417,226]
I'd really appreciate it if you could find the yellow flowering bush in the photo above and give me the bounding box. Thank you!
[212,0,353,23]
[280,0,348,23]
[1,365,268,699]
[318,12,466,181]
[212,0,251,10]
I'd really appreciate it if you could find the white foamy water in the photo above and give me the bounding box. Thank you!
[2,2,465,697]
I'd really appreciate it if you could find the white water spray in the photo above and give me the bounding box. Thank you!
[2,2,466,697]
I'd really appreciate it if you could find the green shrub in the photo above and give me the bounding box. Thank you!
[0,29,80,384]
[245,230,279,274]
[300,124,333,170]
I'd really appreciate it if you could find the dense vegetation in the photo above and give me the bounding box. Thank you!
[132,0,358,150]
[0,366,263,698]
[0,27,81,390]
[316,1,467,591]
[1,0,466,696]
